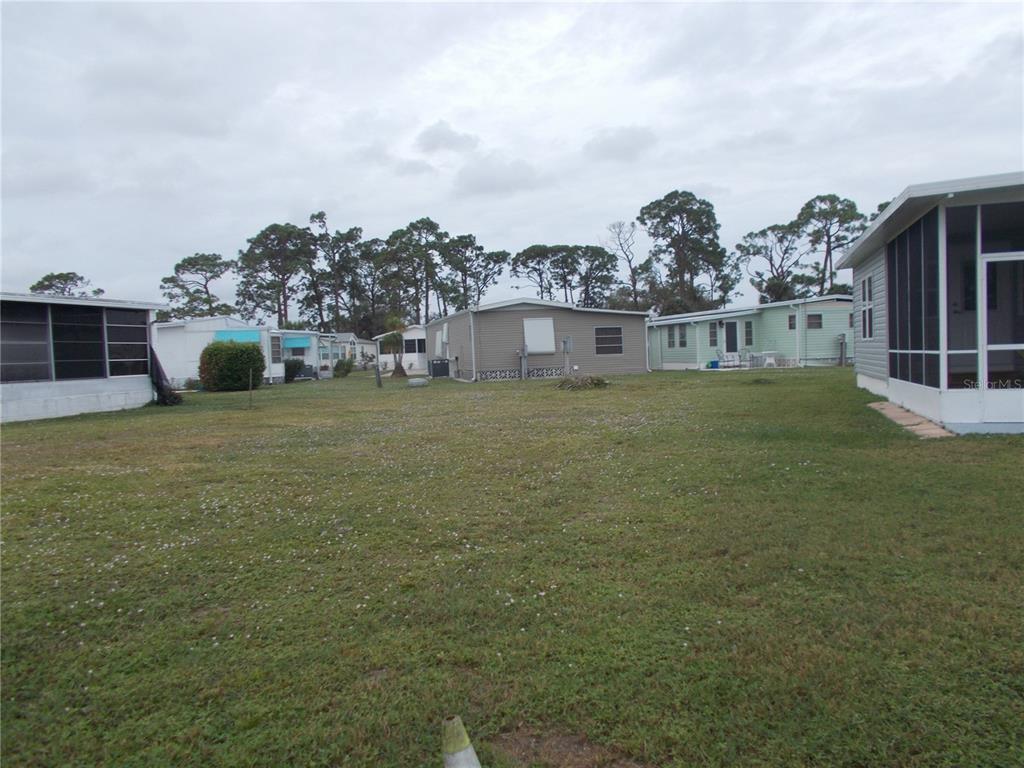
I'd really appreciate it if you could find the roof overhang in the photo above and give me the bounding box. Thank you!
[649,294,852,326]
[1,292,165,311]
[837,172,1024,270]
[649,308,761,326]
[426,298,649,325]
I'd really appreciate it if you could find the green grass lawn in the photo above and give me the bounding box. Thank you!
[2,369,1022,767]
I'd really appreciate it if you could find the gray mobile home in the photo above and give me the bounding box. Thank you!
[838,172,1023,433]
[425,299,649,380]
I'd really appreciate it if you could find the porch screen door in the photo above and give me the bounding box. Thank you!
[981,255,1024,422]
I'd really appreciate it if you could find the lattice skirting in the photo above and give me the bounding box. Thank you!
[478,369,521,381]
[527,367,565,379]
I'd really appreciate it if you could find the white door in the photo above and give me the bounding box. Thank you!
[981,255,1024,423]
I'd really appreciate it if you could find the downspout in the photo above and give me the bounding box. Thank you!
[794,305,802,368]
[644,318,651,372]
[264,329,273,385]
[469,310,477,381]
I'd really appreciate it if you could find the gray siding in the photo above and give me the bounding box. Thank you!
[425,313,474,379]
[474,306,647,377]
[853,246,888,381]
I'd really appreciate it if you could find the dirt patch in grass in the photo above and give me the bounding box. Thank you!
[493,727,645,768]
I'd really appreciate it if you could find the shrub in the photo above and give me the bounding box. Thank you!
[554,375,609,390]
[182,377,201,391]
[334,358,355,378]
[198,342,265,392]
[284,358,304,383]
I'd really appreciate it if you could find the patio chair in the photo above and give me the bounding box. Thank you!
[717,350,741,369]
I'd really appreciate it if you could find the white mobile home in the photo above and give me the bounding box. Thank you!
[374,325,428,374]
[1,292,161,423]
[322,332,377,369]
[838,172,1023,433]
[154,316,274,387]
[154,318,332,386]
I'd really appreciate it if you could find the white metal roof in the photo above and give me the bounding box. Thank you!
[1,291,165,311]
[154,316,262,330]
[648,294,852,327]
[371,324,426,341]
[836,171,1024,270]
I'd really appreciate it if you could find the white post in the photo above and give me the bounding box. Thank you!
[976,206,986,394]
[938,206,948,390]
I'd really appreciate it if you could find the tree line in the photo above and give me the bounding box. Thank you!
[28,189,882,336]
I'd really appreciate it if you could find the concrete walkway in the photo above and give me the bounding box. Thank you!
[867,401,955,438]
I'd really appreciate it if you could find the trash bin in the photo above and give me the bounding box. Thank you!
[429,359,450,378]
[709,360,719,369]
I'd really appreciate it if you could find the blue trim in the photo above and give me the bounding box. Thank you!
[214,330,260,343]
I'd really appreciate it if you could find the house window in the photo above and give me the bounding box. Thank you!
[667,325,675,348]
[0,301,51,382]
[806,314,823,329]
[744,321,754,347]
[105,308,149,376]
[860,277,874,340]
[404,338,418,354]
[709,323,718,347]
[595,326,623,355]
[787,314,796,330]
[270,336,282,364]
[679,325,687,348]
[288,348,305,359]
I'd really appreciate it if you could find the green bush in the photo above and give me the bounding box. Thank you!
[198,342,265,392]
[334,358,355,378]
[284,358,304,383]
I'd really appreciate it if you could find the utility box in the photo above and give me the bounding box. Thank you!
[562,336,573,353]
[429,359,450,378]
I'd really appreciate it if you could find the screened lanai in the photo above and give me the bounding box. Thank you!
[841,173,1023,432]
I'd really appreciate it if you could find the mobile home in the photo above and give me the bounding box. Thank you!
[1,292,161,423]
[424,299,648,380]
[838,172,1023,433]
[647,296,855,370]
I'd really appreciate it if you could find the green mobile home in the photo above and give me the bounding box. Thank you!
[648,296,854,369]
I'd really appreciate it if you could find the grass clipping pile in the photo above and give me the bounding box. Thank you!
[553,375,610,390]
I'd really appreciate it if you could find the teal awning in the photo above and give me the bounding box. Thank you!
[214,330,260,343]
[282,336,312,349]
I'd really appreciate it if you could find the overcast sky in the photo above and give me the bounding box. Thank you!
[2,1,1022,309]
